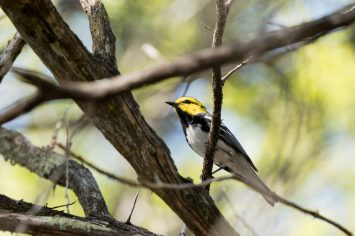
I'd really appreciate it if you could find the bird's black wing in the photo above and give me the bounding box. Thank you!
[201,113,258,172]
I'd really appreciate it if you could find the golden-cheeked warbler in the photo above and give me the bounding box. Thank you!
[166,96,278,206]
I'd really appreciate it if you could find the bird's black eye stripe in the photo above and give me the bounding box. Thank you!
[184,100,192,104]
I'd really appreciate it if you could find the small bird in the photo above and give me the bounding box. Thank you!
[166,96,278,206]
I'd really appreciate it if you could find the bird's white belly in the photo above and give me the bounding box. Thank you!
[186,125,208,157]
[185,125,236,165]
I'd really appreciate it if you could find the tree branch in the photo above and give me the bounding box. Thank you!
[0,194,157,236]
[0,32,25,82]
[221,57,251,84]
[79,0,117,68]
[1,3,355,124]
[277,195,353,236]
[201,0,233,189]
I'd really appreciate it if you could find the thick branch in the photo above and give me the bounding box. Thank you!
[79,0,117,67]
[0,32,25,82]
[0,194,156,236]
[0,1,236,235]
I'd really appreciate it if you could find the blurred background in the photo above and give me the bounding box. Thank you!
[1,0,355,235]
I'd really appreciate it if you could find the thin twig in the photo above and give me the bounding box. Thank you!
[49,200,77,210]
[221,57,252,85]
[125,190,140,224]
[277,195,353,236]
[64,124,72,214]
[181,78,193,97]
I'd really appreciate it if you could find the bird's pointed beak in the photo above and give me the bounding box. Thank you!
[165,101,177,107]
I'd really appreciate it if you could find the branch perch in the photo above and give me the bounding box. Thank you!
[201,0,234,189]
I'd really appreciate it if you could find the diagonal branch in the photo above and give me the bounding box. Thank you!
[0,32,25,82]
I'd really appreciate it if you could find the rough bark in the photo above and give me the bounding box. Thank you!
[0,0,236,235]
[0,32,25,82]
[0,194,154,236]
[79,0,117,68]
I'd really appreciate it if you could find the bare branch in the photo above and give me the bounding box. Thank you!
[0,194,156,236]
[0,32,25,82]
[201,0,233,189]
[0,3,354,124]
[125,190,140,224]
[79,0,117,67]
[221,57,251,84]
[277,195,353,236]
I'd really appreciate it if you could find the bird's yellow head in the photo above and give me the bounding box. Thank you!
[166,96,207,115]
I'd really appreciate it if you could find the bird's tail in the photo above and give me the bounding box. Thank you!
[243,170,279,206]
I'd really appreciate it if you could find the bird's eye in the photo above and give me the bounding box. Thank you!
[184,100,192,104]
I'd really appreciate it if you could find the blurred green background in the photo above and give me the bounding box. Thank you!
[1,0,355,235]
